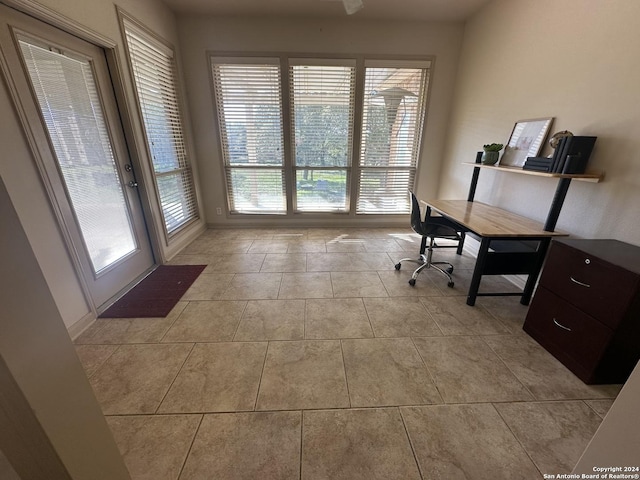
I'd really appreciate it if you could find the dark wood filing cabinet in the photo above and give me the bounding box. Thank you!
[523,238,640,384]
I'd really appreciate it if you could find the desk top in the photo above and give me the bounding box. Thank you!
[425,200,569,238]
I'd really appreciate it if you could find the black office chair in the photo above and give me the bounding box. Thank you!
[395,191,464,287]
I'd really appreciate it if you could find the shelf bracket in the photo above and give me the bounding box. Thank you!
[544,177,572,232]
[467,151,483,202]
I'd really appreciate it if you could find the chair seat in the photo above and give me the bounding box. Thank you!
[422,222,462,239]
[396,191,466,288]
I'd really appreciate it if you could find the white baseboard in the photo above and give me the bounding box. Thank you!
[67,311,97,341]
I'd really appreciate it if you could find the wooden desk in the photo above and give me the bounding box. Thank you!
[425,199,568,306]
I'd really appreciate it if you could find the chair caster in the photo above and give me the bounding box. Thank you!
[408,278,416,286]
[446,266,454,274]
[395,263,402,270]
[447,281,454,288]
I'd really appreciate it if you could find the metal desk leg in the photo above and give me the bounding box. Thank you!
[544,178,572,232]
[467,236,491,306]
[457,232,466,255]
[520,238,552,305]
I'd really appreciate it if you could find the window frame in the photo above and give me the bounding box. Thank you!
[209,52,433,219]
[289,58,357,213]
[120,13,201,241]
[211,56,288,215]
[356,59,431,214]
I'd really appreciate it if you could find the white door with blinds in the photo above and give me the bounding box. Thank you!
[122,18,199,237]
[0,6,155,311]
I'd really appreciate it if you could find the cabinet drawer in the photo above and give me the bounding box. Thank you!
[540,241,638,329]
[524,287,613,377]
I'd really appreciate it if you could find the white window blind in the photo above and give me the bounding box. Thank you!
[290,60,355,212]
[357,63,429,214]
[19,39,137,273]
[124,20,199,235]
[211,59,286,214]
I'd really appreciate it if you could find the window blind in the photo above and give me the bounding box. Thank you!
[19,39,137,273]
[124,20,199,235]
[208,55,432,217]
[211,59,286,214]
[357,64,429,214]
[290,60,355,212]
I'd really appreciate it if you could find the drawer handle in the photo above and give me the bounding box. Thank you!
[570,276,591,288]
[553,318,572,332]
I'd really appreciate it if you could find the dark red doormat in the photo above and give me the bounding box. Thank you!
[99,265,206,318]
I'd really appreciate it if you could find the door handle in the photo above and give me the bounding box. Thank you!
[553,318,572,332]
[569,276,590,288]
[127,181,138,188]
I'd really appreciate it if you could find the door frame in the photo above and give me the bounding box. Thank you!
[0,0,164,319]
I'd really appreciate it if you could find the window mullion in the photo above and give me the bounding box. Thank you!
[280,55,295,215]
[350,56,366,216]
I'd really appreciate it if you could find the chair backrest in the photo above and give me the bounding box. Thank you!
[409,191,425,235]
[408,190,462,239]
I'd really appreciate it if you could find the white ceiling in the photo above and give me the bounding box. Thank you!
[161,0,492,22]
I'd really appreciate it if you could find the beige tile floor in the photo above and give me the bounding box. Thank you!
[75,227,622,480]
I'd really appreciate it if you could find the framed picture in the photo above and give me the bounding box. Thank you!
[499,117,554,167]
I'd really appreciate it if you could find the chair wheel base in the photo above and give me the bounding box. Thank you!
[447,281,454,288]
[408,278,416,286]
[446,266,454,274]
[395,263,401,270]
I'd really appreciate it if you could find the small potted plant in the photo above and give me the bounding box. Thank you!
[481,143,504,165]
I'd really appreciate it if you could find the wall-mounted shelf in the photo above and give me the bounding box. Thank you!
[462,162,604,183]
[464,154,605,232]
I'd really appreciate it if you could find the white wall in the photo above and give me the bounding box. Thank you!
[0,177,130,479]
[572,361,640,473]
[0,0,204,332]
[176,15,464,226]
[440,0,640,245]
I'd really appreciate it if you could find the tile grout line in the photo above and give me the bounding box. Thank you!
[416,297,446,336]
[398,407,425,480]
[478,334,537,401]
[339,339,352,409]
[299,410,304,480]
[490,402,544,478]
[303,299,307,340]
[253,340,271,412]
[360,298,378,338]
[84,343,122,380]
[153,342,197,415]
[176,413,205,480]
[409,336,445,405]
[158,301,189,343]
[230,300,250,342]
